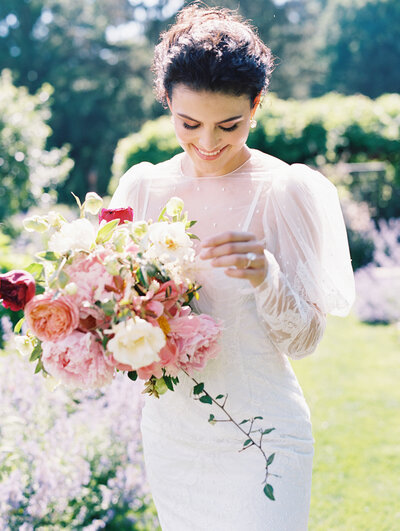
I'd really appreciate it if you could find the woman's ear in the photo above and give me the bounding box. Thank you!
[251,92,262,119]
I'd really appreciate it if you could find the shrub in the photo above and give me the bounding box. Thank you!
[0,352,158,529]
[0,70,73,229]
[354,219,400,324]
[110,93,400,219]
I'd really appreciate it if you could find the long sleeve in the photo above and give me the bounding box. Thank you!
[253,163,354,360]
[254,249,326,359]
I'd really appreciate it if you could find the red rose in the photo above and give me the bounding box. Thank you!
[99,207,134,225]
[0,270,36,311]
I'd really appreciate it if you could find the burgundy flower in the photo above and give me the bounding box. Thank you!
[99,207,134,225]
[0,270,36,311]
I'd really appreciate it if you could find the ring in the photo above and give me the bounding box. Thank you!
[244,252,257,269]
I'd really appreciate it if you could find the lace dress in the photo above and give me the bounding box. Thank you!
[110,149,355,531]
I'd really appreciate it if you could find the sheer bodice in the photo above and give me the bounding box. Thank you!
[110,149,355,530]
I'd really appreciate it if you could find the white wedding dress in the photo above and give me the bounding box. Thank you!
[110,149,355,531]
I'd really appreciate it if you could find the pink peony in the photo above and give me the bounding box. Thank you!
[41,331,114,388]
[137,338,180,380]
[25,293,79,341]
[63,250,116,306]
[0,269,36,311]
[169,313,222,375]
[152,280,182,315]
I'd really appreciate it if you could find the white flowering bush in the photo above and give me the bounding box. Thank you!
[0,350,159,530]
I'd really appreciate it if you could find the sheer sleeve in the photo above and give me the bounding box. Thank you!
[254,163,355,360]
[108,162,153,217]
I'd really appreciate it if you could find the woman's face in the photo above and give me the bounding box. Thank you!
[169,84,254,177]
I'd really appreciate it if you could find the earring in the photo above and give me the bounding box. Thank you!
[250,119,257,129]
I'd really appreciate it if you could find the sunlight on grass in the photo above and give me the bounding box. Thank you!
[292,314,400,531]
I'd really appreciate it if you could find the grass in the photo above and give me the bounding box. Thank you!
[291,314,400,531]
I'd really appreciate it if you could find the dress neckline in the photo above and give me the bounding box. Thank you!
[178,150,254,180]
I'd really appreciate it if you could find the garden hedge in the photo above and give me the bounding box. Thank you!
[110,93,400,220]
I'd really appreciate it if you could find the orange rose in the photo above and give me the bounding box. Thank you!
[25,294,79,341]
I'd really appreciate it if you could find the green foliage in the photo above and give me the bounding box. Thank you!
[0,70,73,226]
[111,92,400,219]
[314,0,400,98]
[0,0,159,200]
[109,116,181,194]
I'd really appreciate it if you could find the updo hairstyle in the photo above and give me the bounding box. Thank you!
[152,4,274,107]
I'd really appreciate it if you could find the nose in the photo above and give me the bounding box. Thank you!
[198,127,221,151]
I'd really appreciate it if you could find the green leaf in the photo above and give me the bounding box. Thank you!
[193,382,204,395]
[239,419,250,425]
[263,484,275,501]
[208,414,215,422]
[157,206,167,222]
[243,439,252,447]
[58,270,69,289]
[96,219,120,244]
[29,343,43,362]
[163,375,174,391]
[199,395,212,405]
[71,191,82,210]
[35,284,45,295]
[186,220,197,228]
[267,453,275,466]
[215,394,224,400]
[34,359,43,374]
[262,428,276,436]
[36,251,60,261]
[254,416,263,420]
[14,318,25,334]
[188,233,200,240]
[25,263,44,280]
[127,371,138,381]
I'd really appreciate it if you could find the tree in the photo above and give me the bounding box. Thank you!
[312,0,400,97]
[0,69,72,226]
[0,0,158,199]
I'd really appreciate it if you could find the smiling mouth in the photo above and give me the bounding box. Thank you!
[193,145,227,159]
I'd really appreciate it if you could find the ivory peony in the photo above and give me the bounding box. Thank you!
[146,221,195,263]
[48,218,96,254]
[107,317,166,370]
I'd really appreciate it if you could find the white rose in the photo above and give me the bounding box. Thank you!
[48,218,96,254]
[146,221,194,263]
[107,317,165,370]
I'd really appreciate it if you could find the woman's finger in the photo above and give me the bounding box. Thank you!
[200,240,264,260]
[201,231,256,248]
[210,253,264,270]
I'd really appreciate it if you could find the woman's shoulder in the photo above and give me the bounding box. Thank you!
[250,150,336,196]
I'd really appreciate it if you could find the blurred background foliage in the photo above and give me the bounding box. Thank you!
[1,1,400,526]
[1,0,399,206]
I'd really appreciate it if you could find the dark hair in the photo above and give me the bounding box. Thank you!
[152,4,274,107]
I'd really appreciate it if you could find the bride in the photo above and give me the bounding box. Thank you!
[110,5,355,530]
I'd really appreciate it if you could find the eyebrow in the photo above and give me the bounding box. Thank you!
[177,113,243,124]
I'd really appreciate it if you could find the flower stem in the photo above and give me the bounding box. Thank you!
[183,370,278,488]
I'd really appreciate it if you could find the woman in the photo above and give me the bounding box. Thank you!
[110,5,355,530]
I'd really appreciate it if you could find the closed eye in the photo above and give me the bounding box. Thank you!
[219,124,238,132]
[183,122,200,130]
[183,122,239,132]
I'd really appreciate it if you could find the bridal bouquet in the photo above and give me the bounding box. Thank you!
[0,194,222,396]
[0,192,277,500]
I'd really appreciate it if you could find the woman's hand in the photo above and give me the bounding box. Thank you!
[199,231,268,288]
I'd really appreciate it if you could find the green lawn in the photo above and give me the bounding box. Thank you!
[291,314,400,531]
